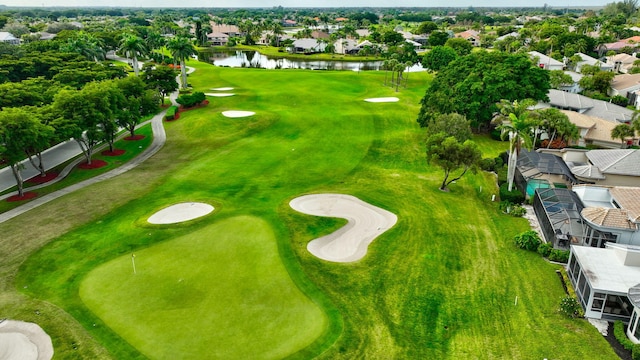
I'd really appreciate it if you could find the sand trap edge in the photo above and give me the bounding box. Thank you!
[147,202,214,224]
[0,320,54,360]
[289,194,397,263]
[364,97,399,103]
[211,87,234,91]
[205,93,235,97]
[222,111,255,118]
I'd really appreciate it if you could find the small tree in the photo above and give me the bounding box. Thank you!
[425,113,472,142]
[611,124,635,147]
[426,133,482,191]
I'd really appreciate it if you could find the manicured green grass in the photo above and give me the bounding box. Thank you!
[80,216,326,359]
[5,62,618,359]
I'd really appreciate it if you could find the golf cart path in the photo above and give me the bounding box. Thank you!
[290,194,398,262]
[0,66,196,224]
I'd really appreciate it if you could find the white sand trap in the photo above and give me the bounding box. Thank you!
[222,111,255,118]
[211,87,234,91]
[0,320,53,360]
[147,202,214,224]
[290,194,398,263]
[205,93,235,97]
[364,97,399,103]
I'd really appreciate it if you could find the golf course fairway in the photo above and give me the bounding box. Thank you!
[80,216,326,359]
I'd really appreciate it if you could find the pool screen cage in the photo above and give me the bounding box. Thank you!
[515,150,579,194]
[533,187,588,248]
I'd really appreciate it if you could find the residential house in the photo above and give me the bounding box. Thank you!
[529,51,564,70]
[356,29,370,38]
[542,89,634,123]
[559,110,626,149]
[311,30,330,40]
[608,53,637,73]
[455,29,481,47]
[558,71,584,93]
[610,73,640,108]
[600,36,640,53]
[0,32,19,45]
[289,38,326,54]
[334,38,360,54]
[567,243,639,323]
[38,32,56,41]
[574,52,613,73]
[208,24,241,38]
[583,150,640,185]
[207,32,229,46]
[515,149,578,198]
[282,19,297,27]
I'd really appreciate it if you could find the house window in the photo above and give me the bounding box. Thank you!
[592,292,606,312]
[635,317,640,340]
[631,312,638,334]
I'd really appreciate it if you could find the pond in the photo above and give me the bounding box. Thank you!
[197,50,424,72]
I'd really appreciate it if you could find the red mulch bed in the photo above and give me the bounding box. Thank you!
[178,100,209,113]
[7,192,38,202]
[26,172,58,184]
[124,135,146,141]
[101,149,126,156]
[78,159,108,169]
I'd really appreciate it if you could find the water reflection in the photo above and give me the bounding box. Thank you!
[198,50,424,72]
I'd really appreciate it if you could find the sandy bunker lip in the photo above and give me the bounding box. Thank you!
[289,194,397,263]
[211,87,234,91]
[222,111,255,118]
[205,93,235,97]
[364,97,399,103]
[0,320,54,360]
[147,202,214,224]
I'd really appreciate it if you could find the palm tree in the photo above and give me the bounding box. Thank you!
[272,22,284,47]
[167,36,196,89]
[145,30,167,62]
[62,31,105,62]
[493,99,537,191]
[119,34,147,76]
[611,124,635,148]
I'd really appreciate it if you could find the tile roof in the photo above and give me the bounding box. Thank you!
[587,149,640,176]
[560,109,595,128]
[529,51,564,67]
[547,90,634,123]
[0,32,17,41]
[570,164,606,180]
[609,187,640,222]
[612,73,640,91]
[581,207,637,230]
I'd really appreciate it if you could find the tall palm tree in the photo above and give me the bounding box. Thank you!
[493,99,537,191]
[167,36,196,89]
[119,34,147,76]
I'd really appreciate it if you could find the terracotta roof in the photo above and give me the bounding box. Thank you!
[581,207,637,230]
[609,187,640,222]
[456,30,480,39]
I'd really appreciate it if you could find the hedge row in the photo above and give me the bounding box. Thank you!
[164,106,179,120]
[176,92,206,108]
[614,321,640,360]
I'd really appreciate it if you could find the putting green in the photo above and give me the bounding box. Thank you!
[79,215,327,359]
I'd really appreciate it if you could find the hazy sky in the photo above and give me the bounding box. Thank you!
[0,0,610,9]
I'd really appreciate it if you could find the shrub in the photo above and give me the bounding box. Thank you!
[549,249,570,263]
[497,167,508,185]
[500,183,525,204]
[559,296,581,318]
[490,128,503,141]
[537,242,553,257]
[164,106,179,120]
[176,92,206,108]
[479,158,496,172]
[494,156,504,169]
[499,201,526,217]
[615,320,635,350]
[514,230,541,251]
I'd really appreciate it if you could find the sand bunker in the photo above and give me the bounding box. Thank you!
[205,93,235,97]
[0,320,54,360]
[290,194,397,263]
[147,202,214,224]
[222,111,255,118]
[211,87,234,91]
[364,97,399,103]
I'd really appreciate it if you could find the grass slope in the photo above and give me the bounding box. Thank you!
[4,61,618,359]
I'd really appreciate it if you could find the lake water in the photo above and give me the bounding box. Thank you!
[197,50,424,72]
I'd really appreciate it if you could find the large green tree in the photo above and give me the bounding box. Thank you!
[421,46,458,72]
[417,51,550,129]
[143,64,179,105]
[425,113,472,143]
[426,132,482,191]
[0,107,54,196]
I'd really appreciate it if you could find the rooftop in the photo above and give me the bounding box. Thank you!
[587,149,640,176]
[612,73,640,91]
[572,243,640,294]
[581,207,637,230]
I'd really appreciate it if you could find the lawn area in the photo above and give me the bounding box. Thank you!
[3,61,618,359]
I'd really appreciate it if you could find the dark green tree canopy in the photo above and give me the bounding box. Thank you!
[417,50,550,128]
[421,46,458,72]
[425,113,472,143]
[426,132,482,191]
